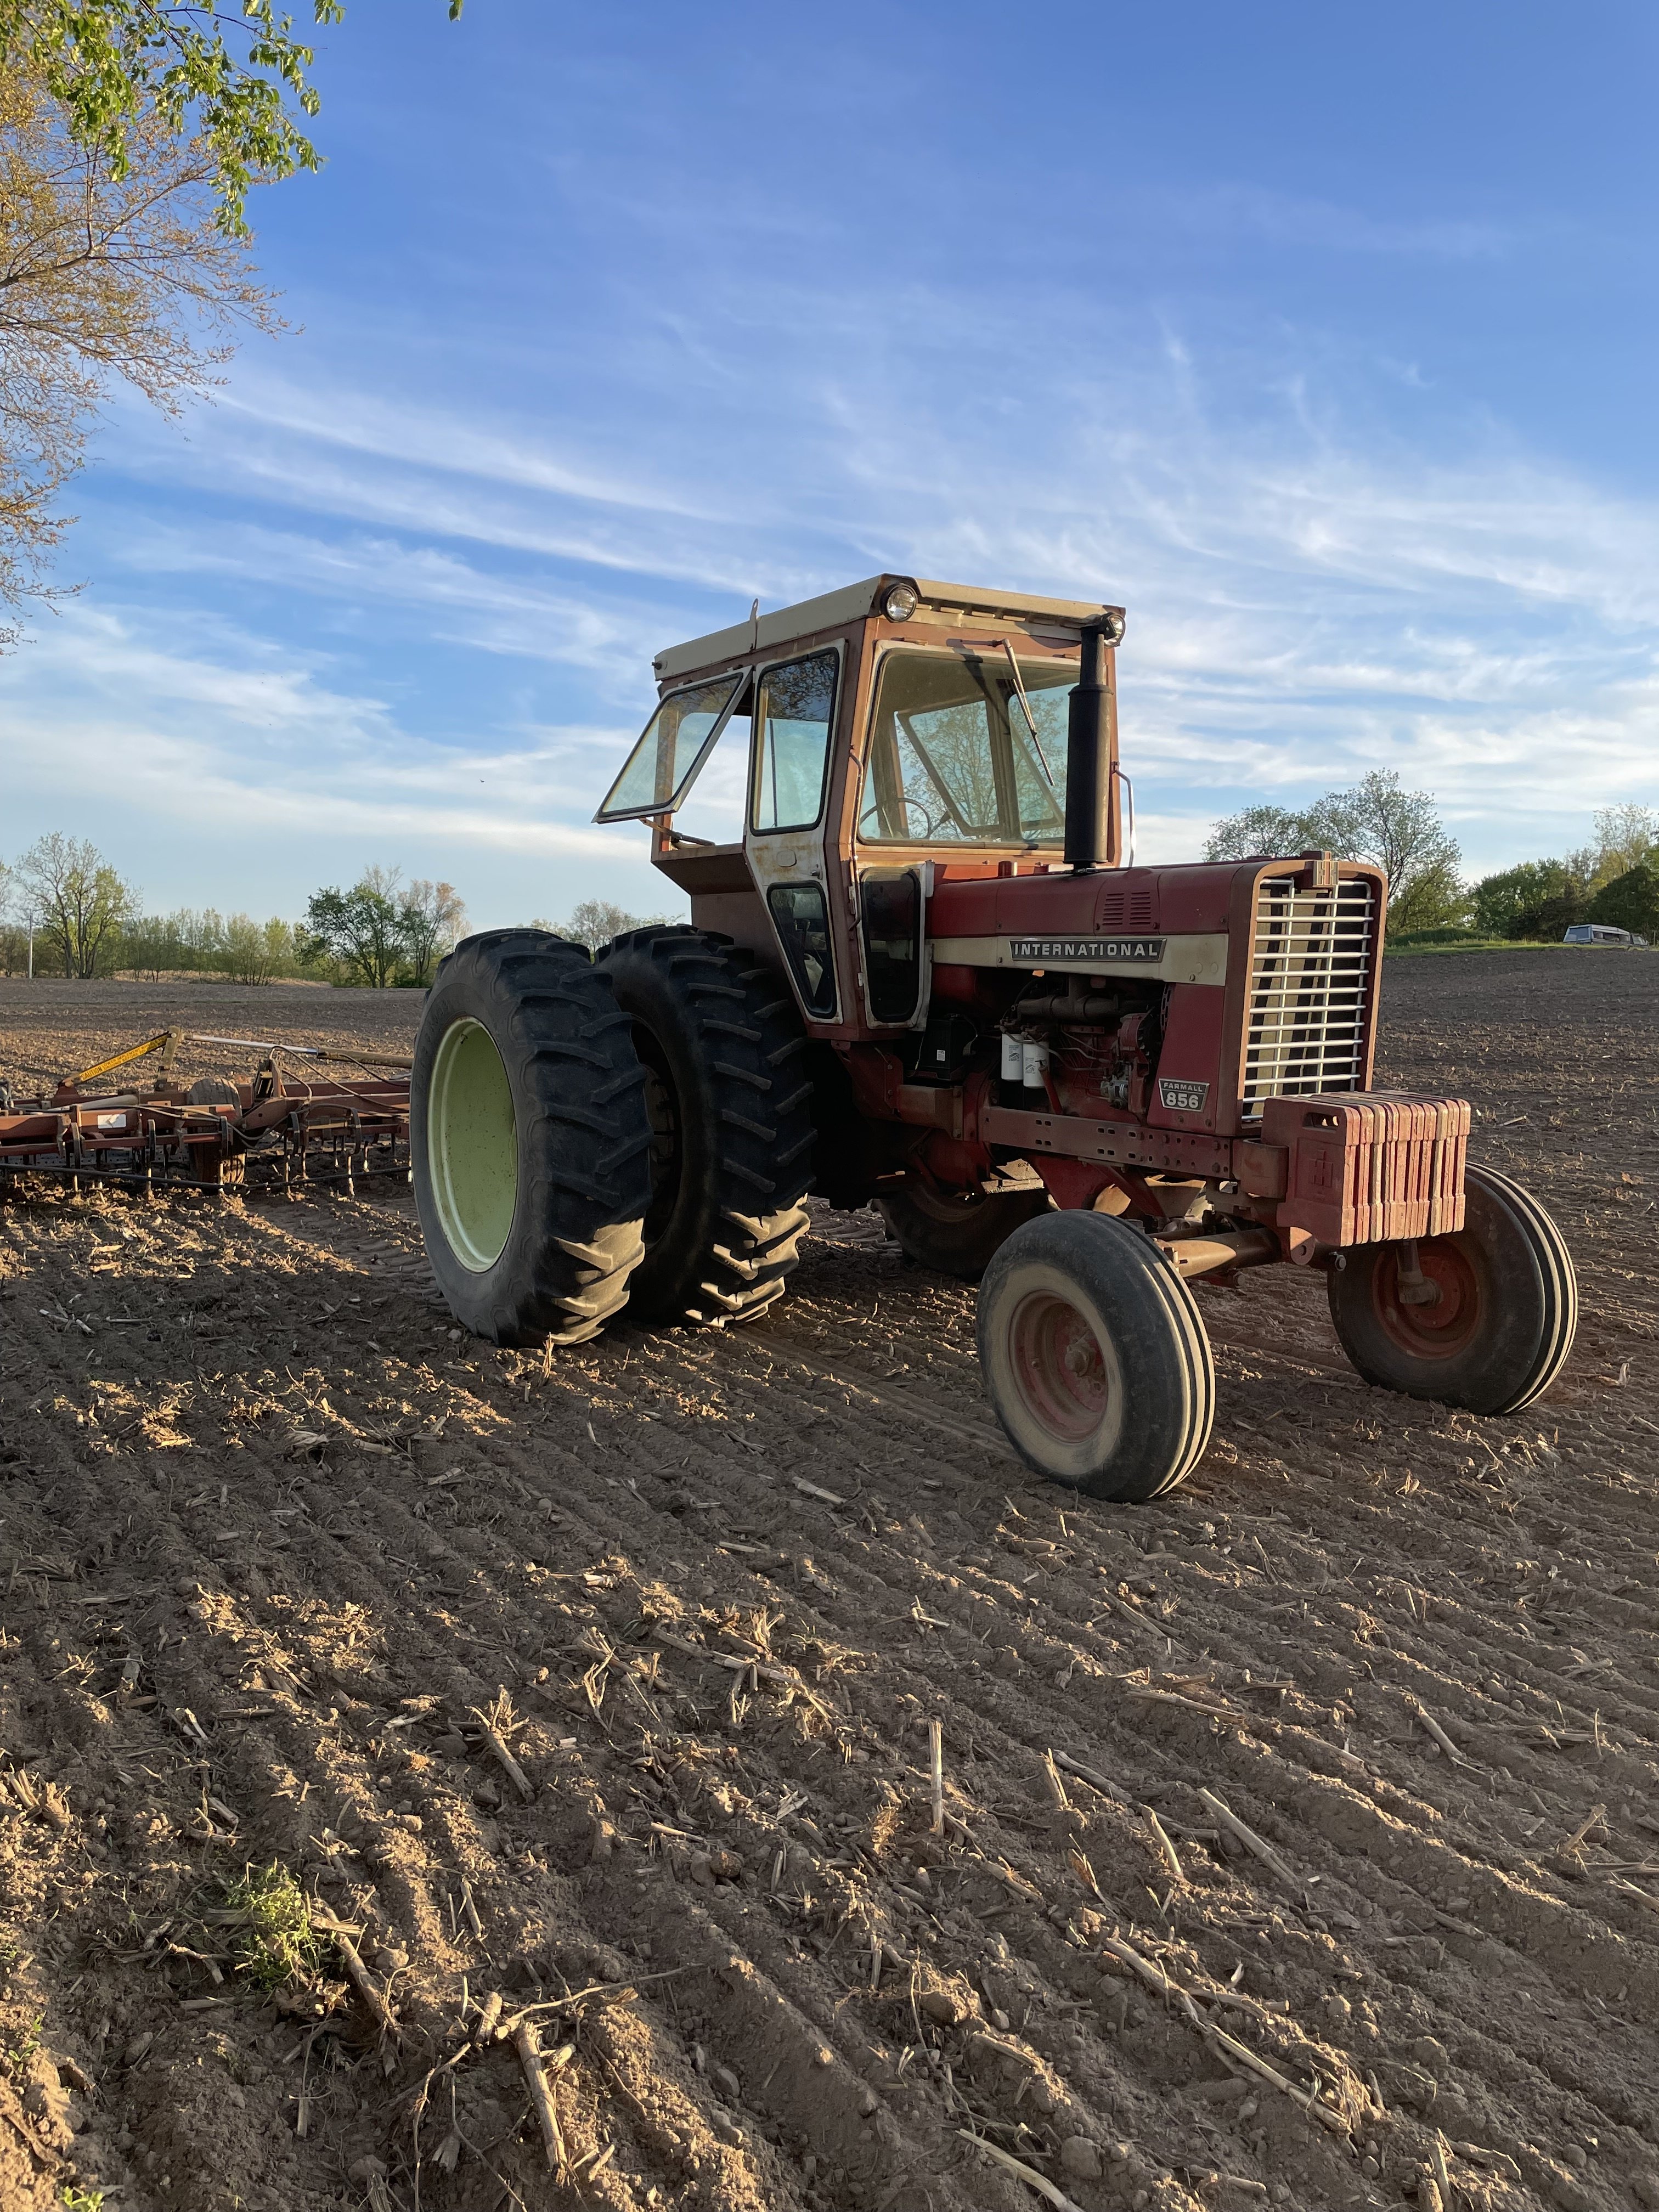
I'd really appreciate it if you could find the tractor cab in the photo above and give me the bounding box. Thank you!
[595,575,1122,1037]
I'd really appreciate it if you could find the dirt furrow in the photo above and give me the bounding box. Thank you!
[4,954,1659,2212]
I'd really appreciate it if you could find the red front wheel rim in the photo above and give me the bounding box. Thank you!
[1008,1290,1111,1443]
[1372,1238,1483,1361]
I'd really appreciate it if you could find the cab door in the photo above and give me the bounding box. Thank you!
[743,645,843,1023]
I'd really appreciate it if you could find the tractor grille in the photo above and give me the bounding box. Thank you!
[1241,876,1377,1119]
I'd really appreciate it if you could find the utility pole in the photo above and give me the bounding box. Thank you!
[26,907,35,980]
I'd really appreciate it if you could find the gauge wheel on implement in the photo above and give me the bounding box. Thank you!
[595,926,814,1325]
[978,1210,1215,1502]
[1327,1162,1577,1414]
[413,931,653,1345]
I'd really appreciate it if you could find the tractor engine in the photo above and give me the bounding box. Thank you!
[995,980,1152,1115]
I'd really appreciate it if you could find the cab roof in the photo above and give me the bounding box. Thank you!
[653,573,1118,683]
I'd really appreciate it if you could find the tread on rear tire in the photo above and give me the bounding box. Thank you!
[1328,1161,1577,1414]
[978,1209,1215,1502]
[413,930,652,1346]
[596,926,814,1325]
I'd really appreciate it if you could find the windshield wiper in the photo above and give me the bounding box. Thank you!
[1001,641,1055,787]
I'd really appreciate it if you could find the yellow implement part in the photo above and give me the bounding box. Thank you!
[71,1030,183,1087]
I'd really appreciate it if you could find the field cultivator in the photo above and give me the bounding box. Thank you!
[0,1028,411,1197]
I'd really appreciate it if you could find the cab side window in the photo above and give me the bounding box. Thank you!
[752,651,838,832]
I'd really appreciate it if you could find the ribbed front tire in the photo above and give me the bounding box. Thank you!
[413,932,652,1346]
[596,927,814,1325]
[978,1210,1215,1501]
[1328,1162,1577,1414]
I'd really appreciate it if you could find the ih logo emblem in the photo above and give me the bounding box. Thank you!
[1158,1077,1210,1114]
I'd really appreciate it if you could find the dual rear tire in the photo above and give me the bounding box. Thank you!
[412,932,652,1345]
[413,928,814,1346]
[597,928,815,1324]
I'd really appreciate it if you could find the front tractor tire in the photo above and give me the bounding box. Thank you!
[413,932,652,1346]
[978,1211,1215,1502]
[1327,1162,1577,1414]
[596,927,815,1326]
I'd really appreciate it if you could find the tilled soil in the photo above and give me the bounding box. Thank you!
[1,952,1656,2212]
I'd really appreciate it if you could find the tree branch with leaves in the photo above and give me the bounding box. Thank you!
[0,1,460,632]
[1205,771,1466,934]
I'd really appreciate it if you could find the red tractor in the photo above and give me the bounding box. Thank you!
[411,575,1576,1499]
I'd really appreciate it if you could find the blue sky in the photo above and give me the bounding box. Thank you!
[3,0,1657,929]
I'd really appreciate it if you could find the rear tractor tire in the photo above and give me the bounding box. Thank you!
[1328,1161,1577,1414]
[978,1210,1215,1502]
[412,931,653,1346]
[878,1179,1051,1280]
[596,927,815,1325]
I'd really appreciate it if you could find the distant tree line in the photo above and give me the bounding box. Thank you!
[0,836,467,985]
[1466,805,1658,941]
[527,898,672,952]
[1206,780,1659,943]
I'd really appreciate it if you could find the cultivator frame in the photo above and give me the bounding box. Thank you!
[0,1029,411,1197]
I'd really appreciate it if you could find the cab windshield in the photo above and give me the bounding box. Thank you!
[859,647,1077,847]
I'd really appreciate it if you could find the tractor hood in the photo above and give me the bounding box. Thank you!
[927,861,1242,945]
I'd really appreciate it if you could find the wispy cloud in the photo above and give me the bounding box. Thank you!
[0,605,653,874]
[10,246,1658,904]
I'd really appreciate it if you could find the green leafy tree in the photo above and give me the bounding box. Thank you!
[1587,864,1659,941]
[1577,804,1658,889]
[0,59,276,636]
[304,866,404,988]
[396,877,466,983]
[0,4,460,633]
[1519,891,1590,941]
[221,912,299,983]
[1301,773,1466,932]
[16,829,134,974]
[0,856,27,973]
[1477,854,1593,942]
[117,908,187,977]
[1200,804,1310,862]
[119,904,312,979]
[1205,771,1465,933]
[0,1,464,238]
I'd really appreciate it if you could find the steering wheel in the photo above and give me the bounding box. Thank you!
[859,793,944,840]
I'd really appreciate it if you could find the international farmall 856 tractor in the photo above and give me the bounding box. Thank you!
[411,577,1577,1500]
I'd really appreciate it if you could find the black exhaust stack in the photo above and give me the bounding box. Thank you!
[1064,610,1124,872]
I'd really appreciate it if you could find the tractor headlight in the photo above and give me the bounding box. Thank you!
[882,582,919,622]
